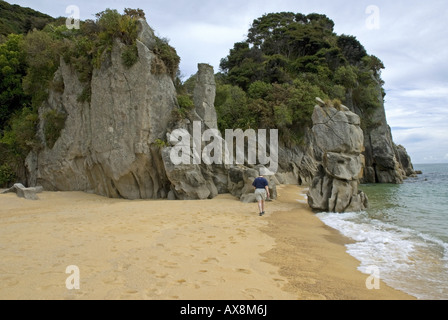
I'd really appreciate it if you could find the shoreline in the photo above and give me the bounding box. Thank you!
[262,185,415,300]
[0,185,414,300]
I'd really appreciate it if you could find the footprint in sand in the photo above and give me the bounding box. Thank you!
[235,268,252,274]
[201,257,219,264]
[103,276,120,285]
[161,260,179,269]
[242,288,262,299]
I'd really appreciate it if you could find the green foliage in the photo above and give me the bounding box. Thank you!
[334,65,358,88]
[152,37,180,79]
[219,11,386,143]
[337,35,367,65]
[0,0,55,36]
[247,81,271,100]
[177,94,194,110]
[0,33,29,129]
[0,106,39,157]
[154,138,167,149]
[22,29,62,108]
[0,163,15,187]
[77,87,91,103]
[215,84,253,131]
[176,73,196,96]
[124,8,146,20]
[43,109,67,149]
[173,94,195,120]
[121,43,138,68]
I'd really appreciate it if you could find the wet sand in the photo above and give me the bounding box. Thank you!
[0,185,414,300]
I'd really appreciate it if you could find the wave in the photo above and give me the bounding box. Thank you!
[316,211,448,300]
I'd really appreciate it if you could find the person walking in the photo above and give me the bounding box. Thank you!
[252,172,270,216]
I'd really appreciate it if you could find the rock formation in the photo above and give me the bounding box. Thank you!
[26,19,176,199]
[344,86,416,184]
[307,99,368,212]
[1,183,43,200]
[20,19,415,203]
[194,63,218,130]
[161,64,277,201]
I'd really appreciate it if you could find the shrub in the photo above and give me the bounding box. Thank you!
[177,94,194,110]
[22,29,62,108]
[43,110,67,149]
[172,94,194,120]
[121,43,139,68]
[154,138,167,149]
[0,106,39,157]
[77,87,91,103]
[152,37,180,79]
[0,163,16,187]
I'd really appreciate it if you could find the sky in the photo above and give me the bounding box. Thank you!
[6,0,448,164]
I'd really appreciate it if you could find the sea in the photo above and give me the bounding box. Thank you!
[316,163,448,300]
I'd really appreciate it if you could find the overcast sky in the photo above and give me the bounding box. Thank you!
[7,0,448,164]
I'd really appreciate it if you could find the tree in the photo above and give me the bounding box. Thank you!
[0,34,29,130]
[124,8,146,20]
[337,34,367,65]
[22,29,61,108]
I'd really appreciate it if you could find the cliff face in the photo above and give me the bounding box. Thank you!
[346,87,416,184]
[26,20,176,199]
[24,19,415,205]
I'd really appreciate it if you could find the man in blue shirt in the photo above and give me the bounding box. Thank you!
[252,172,270,216]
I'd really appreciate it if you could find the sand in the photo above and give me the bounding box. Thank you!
[0,185,414,300]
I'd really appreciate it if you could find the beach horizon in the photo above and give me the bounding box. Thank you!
[0,185,414,300]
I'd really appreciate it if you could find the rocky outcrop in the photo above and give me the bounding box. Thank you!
[394,143,417,178]
[161,63,282,201]
[160,63,222,200]
[26,20,176,199]
[307,99,368,212]
[1,183,43,200]
[22,19,414,202]
[194,63,218,130]
[344,86,416,184]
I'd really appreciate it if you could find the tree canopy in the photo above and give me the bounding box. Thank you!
[0,0,54,36]
[0,5,180,186]
[216,12,385,143]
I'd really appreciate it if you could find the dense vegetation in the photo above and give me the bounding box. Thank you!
[213,12,385,145]
[0,0,55,37]
[0,5,385,187]
[0,5,180,186]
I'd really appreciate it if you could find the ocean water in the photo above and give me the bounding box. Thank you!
[316,163,448,300]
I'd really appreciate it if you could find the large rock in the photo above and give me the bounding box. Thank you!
[311,103,364,154]
[228,166,278,203]
[194,63,218,130]
[1,183,43,200]
[395,144,417,178]
[161,63,222,200]
[307,99,368,212]
[350,86,416,184]
[27,20,176,199]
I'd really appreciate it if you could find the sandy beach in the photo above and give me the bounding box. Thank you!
[0,185,414,300]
